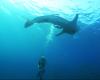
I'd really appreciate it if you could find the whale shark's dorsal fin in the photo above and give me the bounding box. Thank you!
[49,14,59,16]
[54,14,59,16]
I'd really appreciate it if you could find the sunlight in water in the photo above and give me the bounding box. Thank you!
[8,0,77,15]
[9,0,74,7]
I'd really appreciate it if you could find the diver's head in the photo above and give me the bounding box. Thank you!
[38,56,46,69]
[40,56,46,61]
[39,56,46,64]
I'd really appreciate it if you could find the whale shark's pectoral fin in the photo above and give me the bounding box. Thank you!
[56,30,64,36]
[54,25,62,29]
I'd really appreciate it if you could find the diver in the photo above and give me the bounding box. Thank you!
[37,56,46,80]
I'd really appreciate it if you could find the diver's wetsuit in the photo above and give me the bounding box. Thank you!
[38,56,46,80]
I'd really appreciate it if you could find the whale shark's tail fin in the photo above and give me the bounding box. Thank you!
[72,14,79,25]
[56,14,79,36]
[71,14,79,32]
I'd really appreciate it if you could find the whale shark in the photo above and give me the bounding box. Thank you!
[24,14,79,36]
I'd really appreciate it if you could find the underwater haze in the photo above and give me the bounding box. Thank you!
[0,0,100,80]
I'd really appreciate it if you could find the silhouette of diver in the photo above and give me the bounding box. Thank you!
[38,56,46,80]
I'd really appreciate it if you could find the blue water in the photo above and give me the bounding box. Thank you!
[0,0,100,80]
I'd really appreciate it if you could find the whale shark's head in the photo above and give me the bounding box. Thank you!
[24,20,33,28]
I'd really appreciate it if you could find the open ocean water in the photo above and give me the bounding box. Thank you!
[0,0,100,80]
